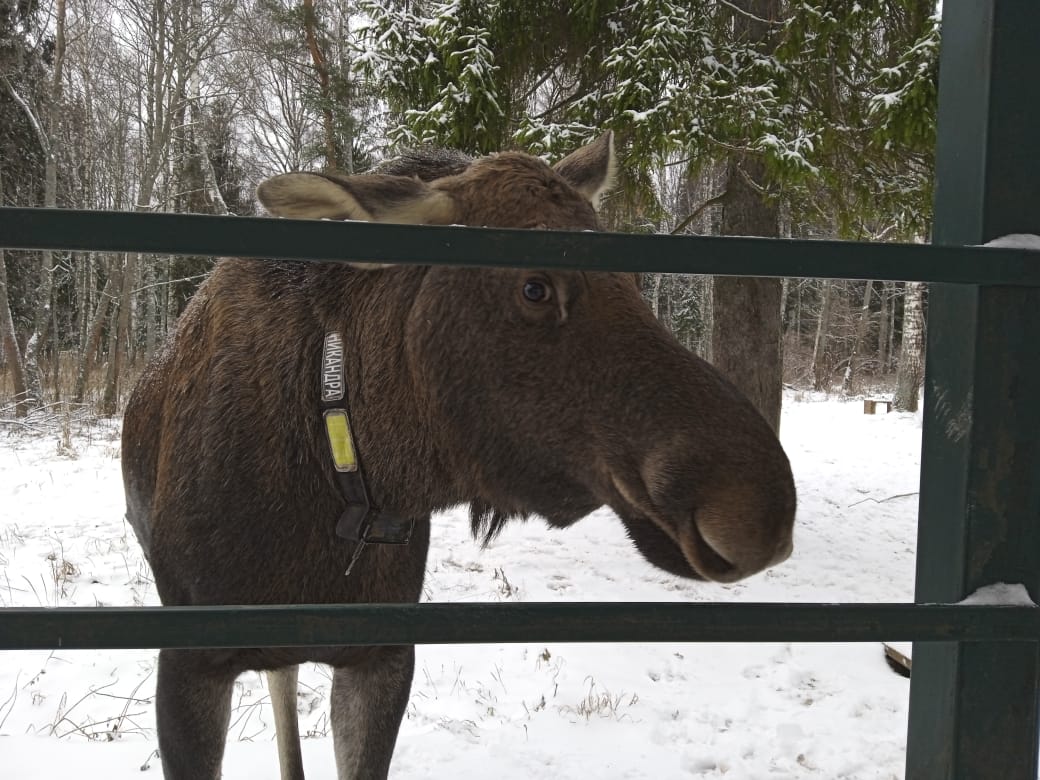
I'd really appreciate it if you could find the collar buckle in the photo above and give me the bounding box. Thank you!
[335,504,415,545]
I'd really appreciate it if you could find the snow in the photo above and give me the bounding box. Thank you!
[982,234,1040,250]
[623,108,657,123]
[0,394,1023,778]
[958,583,1037,607]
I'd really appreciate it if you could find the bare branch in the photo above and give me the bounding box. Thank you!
[0,76,51,155]
[670,190,729,235]
[717,0,781,26]
[847,491,919,508]
[736,163,770,195]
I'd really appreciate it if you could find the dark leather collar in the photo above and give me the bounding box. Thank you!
[321,331,414,545]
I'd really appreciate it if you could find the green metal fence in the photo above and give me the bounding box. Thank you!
[1,3,1038,778]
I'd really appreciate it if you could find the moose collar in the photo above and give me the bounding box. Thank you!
[321,331,414,558]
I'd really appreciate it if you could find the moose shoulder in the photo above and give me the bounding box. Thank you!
[121,132,796,780]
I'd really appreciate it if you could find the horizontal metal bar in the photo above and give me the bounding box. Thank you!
[1,603,1037,650]
[2,207,1039,285]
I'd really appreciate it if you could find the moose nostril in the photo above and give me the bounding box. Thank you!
[688,500,794,582]
[678,520,743,583]
[622,456,794,583]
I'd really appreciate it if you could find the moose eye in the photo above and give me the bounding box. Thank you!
[522,279,551,303]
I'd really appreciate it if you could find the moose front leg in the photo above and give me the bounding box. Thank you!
[155,649,237,780]
[269,665,305,780]
[331,645,415,779]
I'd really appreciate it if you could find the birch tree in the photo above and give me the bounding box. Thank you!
[894,281,925,411]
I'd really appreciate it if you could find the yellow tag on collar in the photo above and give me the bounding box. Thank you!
[324,410,358,472]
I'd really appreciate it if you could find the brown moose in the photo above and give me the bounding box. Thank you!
[121,132,796,780]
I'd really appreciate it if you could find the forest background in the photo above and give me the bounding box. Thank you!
[0,0,939,424]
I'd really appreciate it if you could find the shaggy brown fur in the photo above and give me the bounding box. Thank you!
[122,133,796,780]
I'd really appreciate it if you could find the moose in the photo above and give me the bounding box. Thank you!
[122,132,796,779]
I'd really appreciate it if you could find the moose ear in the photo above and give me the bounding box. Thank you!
[256,172,457,225]
[552,131,618,211]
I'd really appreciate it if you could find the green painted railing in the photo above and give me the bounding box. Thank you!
[1,604,1039,651]
[2,206,1040,285]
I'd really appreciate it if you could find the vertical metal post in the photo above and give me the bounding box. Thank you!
[906,4,1040,779]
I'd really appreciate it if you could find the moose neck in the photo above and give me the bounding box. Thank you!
[304,263,457,520]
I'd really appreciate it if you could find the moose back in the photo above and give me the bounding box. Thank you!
[121,132,796,779]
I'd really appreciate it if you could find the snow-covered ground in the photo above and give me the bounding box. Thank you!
[1,395,926,778]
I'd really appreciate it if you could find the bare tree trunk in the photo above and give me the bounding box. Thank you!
[335,0,354,173]
[7,0,67,407]
[73,272,116,404]
[144,266,159,363]
[878,281,891,372]
[51,304,60,396]
[712,151,783,431]
[187,0,229,215]
[101,253,135,416]
[1,78,48,405]
[650,273,675,333]
[698,275,714,362]
[74,255,90,361]
[101,0,192,411]
[303,0,340,170]
[658,275,673,333]
[841,280,874,397]
[710,0,783,432]
[0,254,30,416]
[811,280,833,392]
[792,280,801,342]
[0,165,29,416]
[651,273,663,319]
[887,283,898,372]
[894,281,926,412]
[0,252,30,415]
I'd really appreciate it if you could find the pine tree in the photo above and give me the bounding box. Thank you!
[360,1,938,236]
[357,1,939,421]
